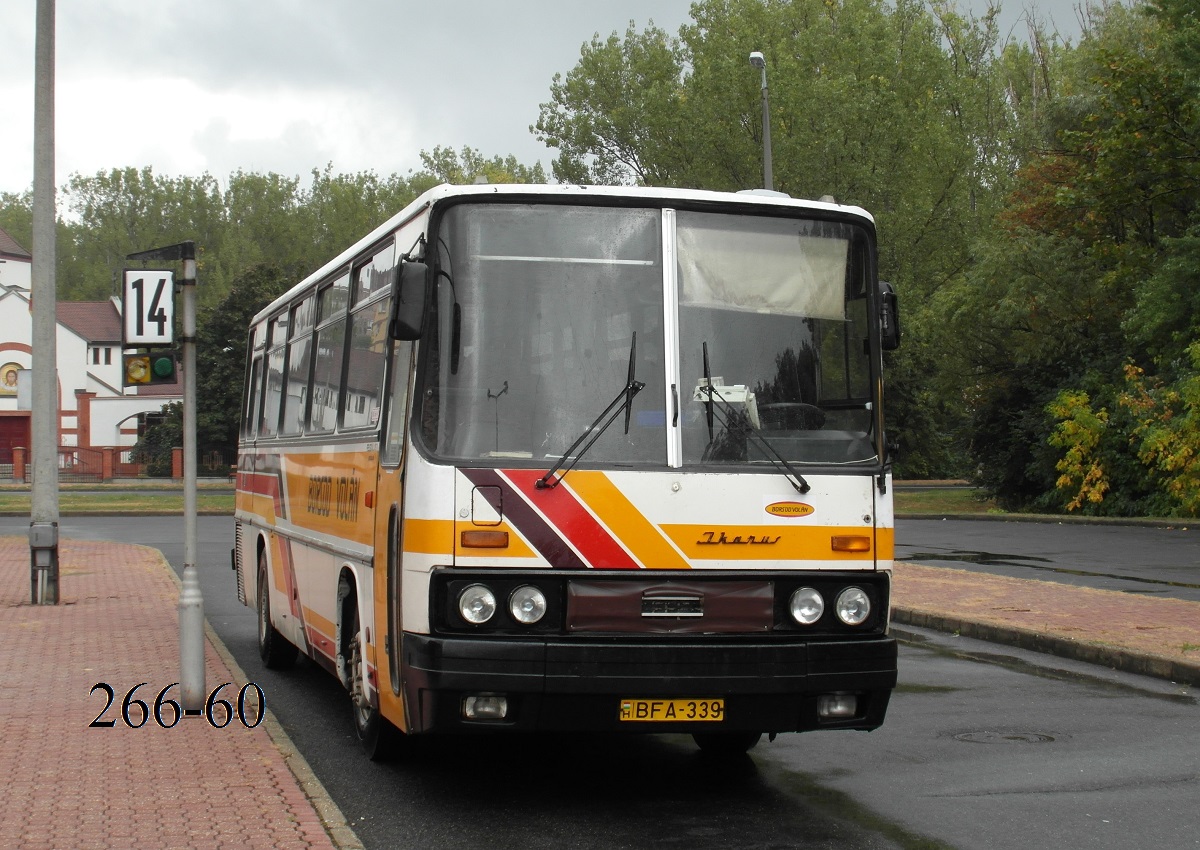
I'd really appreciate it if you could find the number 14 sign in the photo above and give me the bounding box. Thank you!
[123,270,176,345]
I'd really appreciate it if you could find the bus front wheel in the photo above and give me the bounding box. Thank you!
[348,609,400,761]
[257,552,298,670]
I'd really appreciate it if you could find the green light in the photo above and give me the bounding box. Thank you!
[151,356,175,380]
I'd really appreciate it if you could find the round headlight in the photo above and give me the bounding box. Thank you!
[789,587,825,625]
[458,584,496,624]
[835,587,871,626]
[509,585,548,625]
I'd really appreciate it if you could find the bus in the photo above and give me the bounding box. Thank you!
[233,183,901,759]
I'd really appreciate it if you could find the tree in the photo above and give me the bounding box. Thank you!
[417,146,548,187]
[0,191,33,250]
[195,263,297,451]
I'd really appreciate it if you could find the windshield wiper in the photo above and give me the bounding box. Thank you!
[697,345,811,495]
[536,333,645,489]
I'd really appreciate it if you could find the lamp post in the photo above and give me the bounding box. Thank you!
[749,50,773,191]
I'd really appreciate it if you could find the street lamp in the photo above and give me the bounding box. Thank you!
[749,50,773,191]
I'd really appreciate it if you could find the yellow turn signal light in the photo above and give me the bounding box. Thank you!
[831,535,872,553]
[461,530,510,549]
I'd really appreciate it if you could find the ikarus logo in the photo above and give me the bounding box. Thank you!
[765,501,814,518]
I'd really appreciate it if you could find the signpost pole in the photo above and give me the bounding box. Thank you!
[126,240,203,712]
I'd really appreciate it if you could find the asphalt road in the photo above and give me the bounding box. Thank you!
[5,515,1199,850]
[896,517,1200,602]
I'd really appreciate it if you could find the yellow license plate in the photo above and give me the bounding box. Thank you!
[619,698,724,722]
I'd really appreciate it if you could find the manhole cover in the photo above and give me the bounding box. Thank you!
[954,730,1056,744]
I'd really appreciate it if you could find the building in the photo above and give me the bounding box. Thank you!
[0,225,182,476]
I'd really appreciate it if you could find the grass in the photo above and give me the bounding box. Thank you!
[894,486,999,515]
[0,491,235,514]
[0,482,994,517]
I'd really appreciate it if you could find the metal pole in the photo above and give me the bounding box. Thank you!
[178,242,205,711]
[759,63,773,192]
[763,68,772,190]
[30,0,59,604]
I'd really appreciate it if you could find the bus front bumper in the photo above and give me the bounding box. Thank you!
[401,633,896,734]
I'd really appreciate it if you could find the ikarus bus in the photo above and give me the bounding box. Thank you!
[233,183,902,758]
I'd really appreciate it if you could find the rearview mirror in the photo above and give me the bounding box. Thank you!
[879,280,900,351]
[389,261,428,340]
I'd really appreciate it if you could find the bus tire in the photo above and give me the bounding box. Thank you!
[258,551,298,670]
[348,608,401,761]
[692,732,762,756]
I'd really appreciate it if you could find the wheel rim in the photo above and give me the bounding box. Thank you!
[349,631,372,730]
[257,569,269,645]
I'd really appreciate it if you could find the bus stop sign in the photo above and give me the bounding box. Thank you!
[122,269,176,346]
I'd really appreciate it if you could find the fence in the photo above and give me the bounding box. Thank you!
[3,445,237,483]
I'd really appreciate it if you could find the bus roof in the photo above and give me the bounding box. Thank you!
[251,183,875,327]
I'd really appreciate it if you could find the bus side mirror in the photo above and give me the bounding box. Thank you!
[390,261,428,340]
[879,280,900,351]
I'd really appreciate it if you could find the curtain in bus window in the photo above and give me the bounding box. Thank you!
[677,217,848,320]
[309,318,347,433]
[342,295,391,429]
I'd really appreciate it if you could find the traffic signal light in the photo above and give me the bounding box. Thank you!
[123,351,177,386]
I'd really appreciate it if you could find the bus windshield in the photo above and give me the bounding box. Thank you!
[419,202,878,468]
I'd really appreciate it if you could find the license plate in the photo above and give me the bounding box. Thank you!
[619,698,724,722]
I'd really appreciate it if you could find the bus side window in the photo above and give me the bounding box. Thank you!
[282,297,315,436]
[309,273,351,434]
[261,313,288,438]
[383,340,413,465]
[243,356,262,439]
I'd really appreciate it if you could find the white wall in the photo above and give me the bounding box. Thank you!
[0,258,32,290]
[90,396,171,448]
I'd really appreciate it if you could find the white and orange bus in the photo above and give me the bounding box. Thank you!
[234,183,901,758]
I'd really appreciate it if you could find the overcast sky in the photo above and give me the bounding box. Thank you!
[0,0,1089,198]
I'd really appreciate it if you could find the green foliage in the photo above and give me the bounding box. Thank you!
[130,402,182,478]
[194,263,296,451]
[1120,347,1200,516]
[0,191,33,250]
[1047,390,1110,510]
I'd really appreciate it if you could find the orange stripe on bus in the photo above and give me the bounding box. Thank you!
[303,607,337,641]
[403,518,454,555]
[564,472,691,570]
[661,524,886,561]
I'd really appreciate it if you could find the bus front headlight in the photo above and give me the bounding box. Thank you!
[509,586,547,625]
[789,587,825,625]
[458,584,497,624]
[835,587,871,626]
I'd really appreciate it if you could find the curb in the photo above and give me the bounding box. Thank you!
[892,606,1200,687]
[154,549,365,850]
[897,512,1195,529]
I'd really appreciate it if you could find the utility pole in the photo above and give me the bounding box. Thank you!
[29,0,59,604]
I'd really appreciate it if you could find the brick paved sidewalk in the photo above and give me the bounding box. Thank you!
[893,562,1200,686]
[0,536,360,850]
